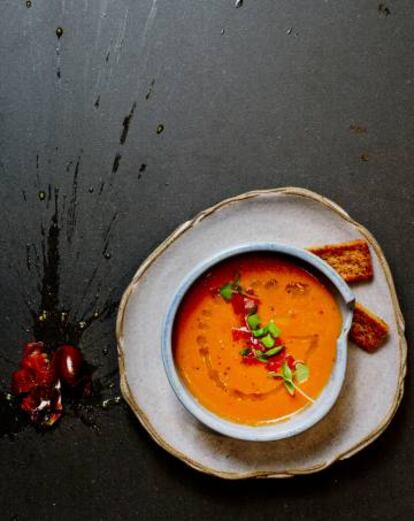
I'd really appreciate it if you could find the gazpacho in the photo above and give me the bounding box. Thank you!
[173,253,342,425]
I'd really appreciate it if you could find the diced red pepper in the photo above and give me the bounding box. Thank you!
[231,293,245,315]
[285,354,296,370]
[232,327,251,342]
[241,352,261,365]
[243,298,257,315]
[265,359,283,372]
[242,288,260,300]
[247,337,263,350]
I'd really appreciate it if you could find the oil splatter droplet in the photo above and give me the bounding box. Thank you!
[350,123,367,135]
[56,26,63,39]
[26,0,32,7]
[112,153,121,174]
[360,153,369,162]
[38,191,46,201]
[88,186,94,193]
[103,251,111,260]
[378,3,391,16]
[235,0,243,7]
[120,102,136,145]
[139,163,146,173]
[156,124,164,134]
[220,28,225,35]
[145,79,155,100]
[94,96,100,109]
[102,347,109,356]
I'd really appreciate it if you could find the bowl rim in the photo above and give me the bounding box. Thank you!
[161,242,355,442]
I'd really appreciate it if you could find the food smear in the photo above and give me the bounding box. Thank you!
[173,253,342,425]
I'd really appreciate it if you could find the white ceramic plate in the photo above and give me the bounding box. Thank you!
[117,187,406,479]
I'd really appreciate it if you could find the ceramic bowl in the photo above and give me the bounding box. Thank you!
[161,242,355,442]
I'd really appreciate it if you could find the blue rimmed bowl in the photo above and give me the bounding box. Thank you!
[161,243,355,442]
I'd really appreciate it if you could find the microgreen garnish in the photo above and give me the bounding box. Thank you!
[263,345,284,357]
[219,283,234,301]
[220,274,312,396]
[294,362,310,384]
[251,320,280,339]
[267,321,281,338]
[282,361,292,380]
[284,379,296,396]
[261,334,275,349]
[253,349,268,363]
[252,326,267,337]
[247,313,261,330]
[219,274,241,301]
[269,361,314,402]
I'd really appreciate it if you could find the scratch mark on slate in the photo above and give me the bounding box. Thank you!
[66,157,80,243]
[46,184,52,209]
[103,213,118,252]
[141,0,159,49]
[25,244,31,271]
[35,153,40,187]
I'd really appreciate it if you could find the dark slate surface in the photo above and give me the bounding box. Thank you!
[0,1,413,519]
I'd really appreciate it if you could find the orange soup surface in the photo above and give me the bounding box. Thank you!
[173,253,342,425]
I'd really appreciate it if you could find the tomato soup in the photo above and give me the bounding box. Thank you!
[173,253,342,425]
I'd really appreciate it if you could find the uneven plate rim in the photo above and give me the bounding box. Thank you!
[116,187,407,480]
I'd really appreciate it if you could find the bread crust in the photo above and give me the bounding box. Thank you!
[308,239,373,283]
[349,302,389,352]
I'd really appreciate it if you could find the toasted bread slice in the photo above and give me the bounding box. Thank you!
[308,239,373,283]
[350,302,389,352]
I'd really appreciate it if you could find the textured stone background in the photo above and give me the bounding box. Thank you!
[0,1,413,519]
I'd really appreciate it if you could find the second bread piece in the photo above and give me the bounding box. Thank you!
[308,239,373,283]
[349,302,389,352]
